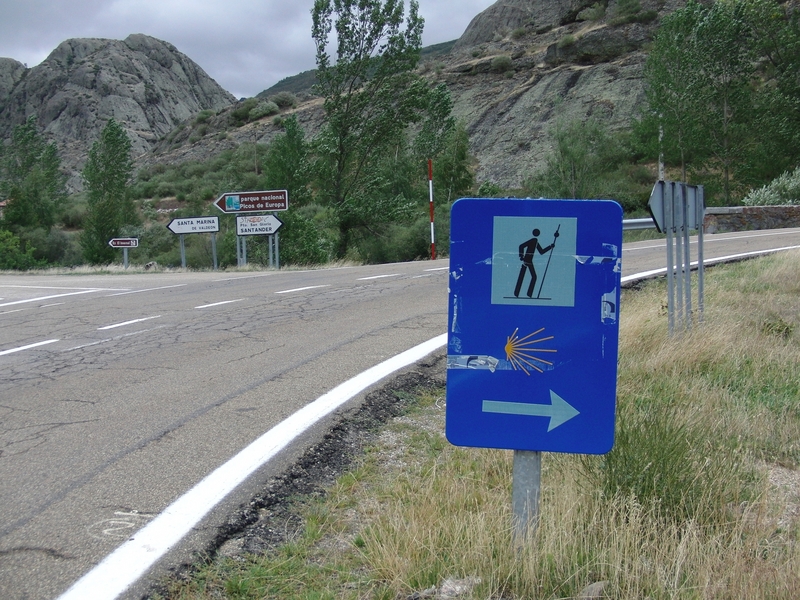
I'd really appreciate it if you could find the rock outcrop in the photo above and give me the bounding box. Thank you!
[1,1,692,192]
[0,34,235,190]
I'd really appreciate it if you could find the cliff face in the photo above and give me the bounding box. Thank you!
[439,0,688,188]
[0,34,235,190]
[1,2,688,192]
[144,0,683,190]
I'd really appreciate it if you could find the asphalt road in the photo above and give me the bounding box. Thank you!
[1,227,800,599]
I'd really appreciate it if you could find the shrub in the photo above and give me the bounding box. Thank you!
[490,55,513,73]
[558,35,576,49]
[578,2,606,21]
[269,91,297,109]
[511,27,527,40]
[194,109,215,125]
[0,230,42,270]
[477,181,505,197]
[230,98,260,126]
[742,166,800,206]
[249,101,280,121]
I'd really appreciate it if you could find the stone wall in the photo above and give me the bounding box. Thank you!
[703,206,800,234]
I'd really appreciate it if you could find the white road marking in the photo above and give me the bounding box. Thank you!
[621,246,800,283]
[56,333,448,600]
[424,267,449,271]
[358,274,400,280]
[0,339,60,356]
[63,327,167,352]
[195,299,244,309]
[106,285,186,296]
[98,316,161,330]
[40,303,66,308]
[624,229,800,252]
[275,285,329,294]
[0,289,102,308]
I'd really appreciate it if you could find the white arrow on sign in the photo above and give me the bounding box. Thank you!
[482,391,580,431]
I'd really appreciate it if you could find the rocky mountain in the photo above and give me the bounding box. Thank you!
[0,34,235,190]
[1,1,686,192]
[140,0,684,190]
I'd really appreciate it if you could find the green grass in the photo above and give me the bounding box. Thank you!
[155,251,800,599]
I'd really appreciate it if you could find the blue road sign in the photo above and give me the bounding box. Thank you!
[446,198,622,454]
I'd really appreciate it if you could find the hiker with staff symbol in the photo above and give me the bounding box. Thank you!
[514,225,560,299]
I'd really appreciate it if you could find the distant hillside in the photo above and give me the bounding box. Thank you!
[258,40,457,99]
[144,0,675,189]
[0,34,235,191]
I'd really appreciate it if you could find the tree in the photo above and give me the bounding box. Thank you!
[311,0,431,257]
[526,118,625,199]
[81,118,138,263]
[693,0,756,204]
[0,116,66,233]
[0,229,42,270]
[642,0,707,182]
[744,0,800,183]
[262,115,312,207]
[642,0,799,203]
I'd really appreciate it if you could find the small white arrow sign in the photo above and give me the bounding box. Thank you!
[482,391,580,431]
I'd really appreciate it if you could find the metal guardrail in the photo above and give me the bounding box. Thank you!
[623,217,656,231]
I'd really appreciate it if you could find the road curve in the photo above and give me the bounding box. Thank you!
[1,226,799,599]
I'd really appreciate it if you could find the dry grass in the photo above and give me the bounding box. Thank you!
[159,251,800,600]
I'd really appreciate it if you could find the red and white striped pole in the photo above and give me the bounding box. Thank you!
[428,159,436,260]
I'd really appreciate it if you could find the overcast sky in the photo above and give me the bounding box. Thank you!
[0,0,497,99]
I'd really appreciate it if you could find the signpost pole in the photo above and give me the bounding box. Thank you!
[242,236,247,266]
[682,184,693,329]
[180,234,186,269]
[268,234,274,267]
[512,450,541,546]
[123,248,129,269]
[211,232,218,271]
[665,183,675,335]
[697,187,705,322]
[429,159,436,260]
[275,231,280,269]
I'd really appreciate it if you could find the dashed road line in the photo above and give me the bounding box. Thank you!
[97,316,161,330]
[0,339,60,356]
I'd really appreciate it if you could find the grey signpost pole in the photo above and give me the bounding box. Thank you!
[682,184,692,329]
[696,187,705,322]
[275,231,280,269]
[512,450,541,546]
[664,183,676,335]
[211,233,218,271]
[179,234,186,268]
[268,234,273,267]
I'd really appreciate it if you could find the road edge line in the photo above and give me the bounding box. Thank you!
[57,333,448,600]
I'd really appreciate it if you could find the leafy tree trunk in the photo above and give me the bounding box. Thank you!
[81,118,137,264]
[311,0,431,258]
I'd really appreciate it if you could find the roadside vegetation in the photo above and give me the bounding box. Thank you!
[153,250,800,599]
[1,0,798,270]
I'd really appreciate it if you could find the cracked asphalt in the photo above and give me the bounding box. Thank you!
[1,227,799,600]
[0,262,450,599]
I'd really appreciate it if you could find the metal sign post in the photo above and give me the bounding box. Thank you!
[648,181,706,334]
[108,238,139,269]
[447,198,623,543]
[236,214,284,268]
[166,216,220,270]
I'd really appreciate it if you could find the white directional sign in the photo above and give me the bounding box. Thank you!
[108,238,138,248]
[236,214,283,236]
[166,216,220,235]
